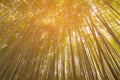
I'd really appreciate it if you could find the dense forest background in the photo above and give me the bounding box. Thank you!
[0,0,120,80]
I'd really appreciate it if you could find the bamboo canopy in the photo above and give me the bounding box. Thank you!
[0,0,120,80]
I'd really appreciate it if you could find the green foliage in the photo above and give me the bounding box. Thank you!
[0,0,120,80]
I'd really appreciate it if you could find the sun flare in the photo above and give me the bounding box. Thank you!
[0,0,120,80]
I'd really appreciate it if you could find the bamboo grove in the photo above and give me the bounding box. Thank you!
[0,0,120,80]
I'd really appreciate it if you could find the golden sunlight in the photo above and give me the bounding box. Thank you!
[0,0,120,80]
